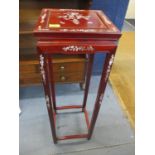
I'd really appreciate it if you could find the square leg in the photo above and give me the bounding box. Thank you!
[88,50,116,139]
[38,48,116,143]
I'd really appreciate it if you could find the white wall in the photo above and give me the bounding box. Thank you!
[126,0,135,19]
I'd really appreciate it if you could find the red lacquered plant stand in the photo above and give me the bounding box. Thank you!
[34,9,121,144]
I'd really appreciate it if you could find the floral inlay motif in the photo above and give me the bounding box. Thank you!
[40,13,47,23]
[38,25,42,30]
[58,12,90,25]
[99,93,104,105]
[62,45,94,52]
[60,29,96,32]
[105,54,115,81]
[39,54,46,83]
[45,95,50,109]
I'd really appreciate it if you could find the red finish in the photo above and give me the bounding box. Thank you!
[47,56,57,112]
[56,105,82,110]
[82,54,94,111]
[43,54,57,143]
[37,41,117,54]
[54,112,56,127]
[84,109,90,130]
[34,9,121,144]
[88,50,116,139]
[57,134,88,141]
[34,9,121,41]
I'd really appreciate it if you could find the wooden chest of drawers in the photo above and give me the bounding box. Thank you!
[20,54,87,86]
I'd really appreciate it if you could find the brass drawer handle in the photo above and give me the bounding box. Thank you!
[60,65,65,70]
[60,76,66,81]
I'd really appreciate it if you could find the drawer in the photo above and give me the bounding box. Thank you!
[53,62,85,73]
[54,72,84,83]
[20,55,87,86]
[20,61,86,74]
[20,63,39,73]
[20,71,85,85]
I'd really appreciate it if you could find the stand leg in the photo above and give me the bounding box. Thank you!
[47,56,57,112]
[82,54,94,111]
[39,54,57,144]
[88,51,116,139]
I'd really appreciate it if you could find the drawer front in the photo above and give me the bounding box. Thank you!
[53,62,85,73]
[20,71,85,85]
[20,64,39,73]
[20,59,86,85]
[20,62,85,74]
[54,71,84,83]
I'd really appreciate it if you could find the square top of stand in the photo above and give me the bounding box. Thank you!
[34,9,121,41]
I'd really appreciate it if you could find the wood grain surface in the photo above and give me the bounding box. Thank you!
[109,31,135,128]
[20,55,86,85]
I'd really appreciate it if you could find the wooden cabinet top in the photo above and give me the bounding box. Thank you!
[34,9,121,41]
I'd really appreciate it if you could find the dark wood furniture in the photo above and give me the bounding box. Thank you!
[19,0,92,87]
[20,54,86,86]
[34,9,121,143]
